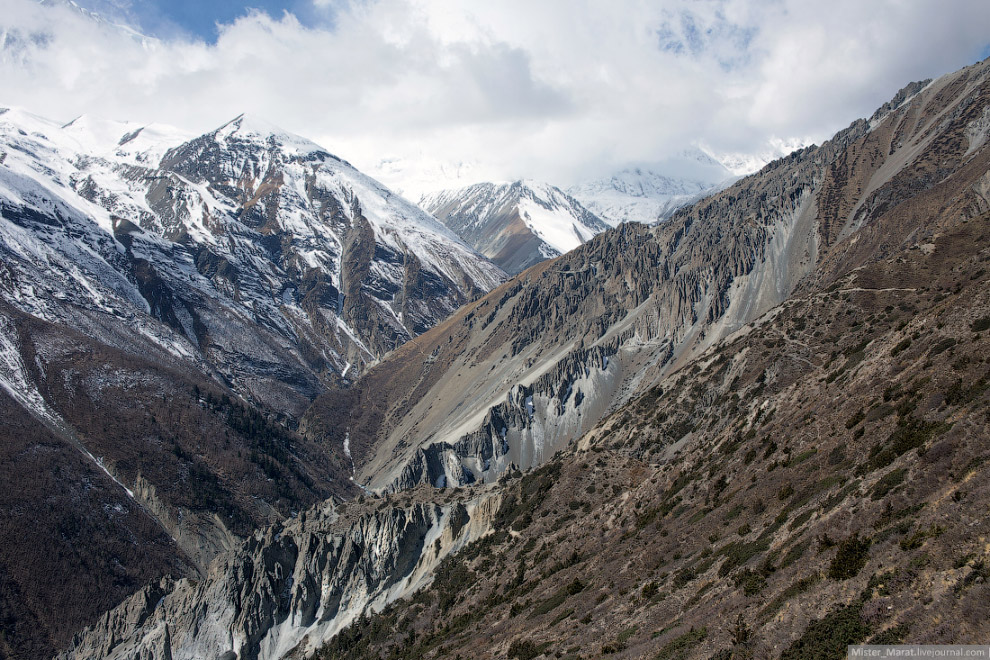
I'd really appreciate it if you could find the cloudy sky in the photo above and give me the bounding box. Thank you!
[2,0,989,196]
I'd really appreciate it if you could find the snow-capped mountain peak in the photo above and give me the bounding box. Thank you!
[0,106,67,141]
[567,149,735,226]
[421,179,609,275]
[61,114,145,153]
[0,106,193,167]
[702,137,812,177]
[210,113,328,159]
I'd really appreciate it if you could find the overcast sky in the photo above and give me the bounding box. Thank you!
[3,0,989,196]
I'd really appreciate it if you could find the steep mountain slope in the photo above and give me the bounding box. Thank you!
[310,219,990,657]
[566,149,734,225]
[421,181,609,275]
[0,296,358,660]
[0,382,194,660]
[0,110,504,659]
[62,57,990,660]
[302,64,978,498]
[300,64,990,656]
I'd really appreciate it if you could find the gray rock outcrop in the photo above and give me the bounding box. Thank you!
[59,489,501,660]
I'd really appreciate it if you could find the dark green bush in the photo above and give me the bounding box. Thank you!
[508,639,549,660]
[656,627,708,660]
[733,568,768,596]
[787,448,818,466]
[672,567,696,589]
[828,533,871,580]
[928,337,957,356]
[845,409,866,429]
[718,538,771,577]
[432,556,477,613]
[864,418,948,472]
[871,468,907,500]
[530,579,584,618]
[890,338,912,357]
[617,626,638,645]
[899,525,942,551]
[868,624,910,645]
[944,377,989,406]
[780,599,870,659]
[779,539,811,570]
[788,509,814,531]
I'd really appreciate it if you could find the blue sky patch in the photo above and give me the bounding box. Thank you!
[75,0,330,41]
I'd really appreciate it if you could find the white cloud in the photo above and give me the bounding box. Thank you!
[2,0,988,196]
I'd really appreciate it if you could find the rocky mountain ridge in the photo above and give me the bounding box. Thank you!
[311,213,990,657]
[301,64,980,501]
[309,88,990,650]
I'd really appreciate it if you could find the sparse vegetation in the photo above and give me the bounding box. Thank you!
[758,572,821,621]
[38,61,990,660]
[733,567,768,596]
[890,337,912,357]
[863,417,949,473]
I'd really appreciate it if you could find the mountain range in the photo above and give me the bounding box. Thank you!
[2,48,990,660]
[0,109,504,406]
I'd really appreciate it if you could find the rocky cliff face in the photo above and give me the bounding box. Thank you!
[58,487,502,660]
[0,298,355,660]
[381,341,622,493]
[421,180,609,275]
